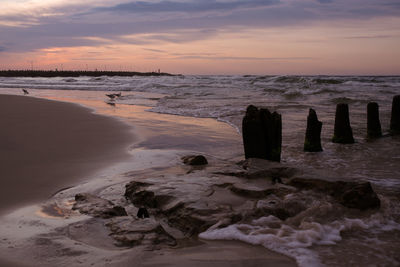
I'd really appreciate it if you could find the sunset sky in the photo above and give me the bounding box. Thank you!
[0,0,399,75]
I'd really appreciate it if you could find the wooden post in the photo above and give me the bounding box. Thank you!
[332,103,355,144]
[304,108,323,152]
[390,95,400,134]
[242,105,282,162]
[367,102,382,138]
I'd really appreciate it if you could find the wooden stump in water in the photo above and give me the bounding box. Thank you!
[367,102,382,138]
[390,95,400,134]
[242,105,282,162]
[332,103,355,144]
[304,108,323,152]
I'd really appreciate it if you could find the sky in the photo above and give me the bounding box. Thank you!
[0,0,399,75]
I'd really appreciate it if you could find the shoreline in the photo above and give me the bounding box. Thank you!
[0,93,297,267]
[0,94,135,214]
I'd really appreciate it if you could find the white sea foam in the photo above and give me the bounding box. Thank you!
[200,212,400,267]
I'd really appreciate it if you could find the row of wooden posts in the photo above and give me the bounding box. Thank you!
[242,95,400,162]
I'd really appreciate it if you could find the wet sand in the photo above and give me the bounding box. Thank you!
[0,94,296,267]
[0,94,135,215]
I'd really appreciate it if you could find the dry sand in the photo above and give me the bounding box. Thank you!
[0,94,135,215]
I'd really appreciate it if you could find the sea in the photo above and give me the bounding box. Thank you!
[0,75,399,266]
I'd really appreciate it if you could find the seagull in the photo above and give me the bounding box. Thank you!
[22,89,29,95]
[106,93,117,100]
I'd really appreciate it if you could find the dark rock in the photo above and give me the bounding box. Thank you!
[390,95,400,134]
[367,102,382,138]
[304,108,323,152]
[103,206,128,217]
[126,186,175,210]
[229,184,293,199]
[338,182,380,210]
[137,207,150,218]
[106,217,176,248]
[182,155,208,165]
[332,103,355,144]
[288,178,380,210]
[73,193,128,218]
[124,181,153,199]
[242,105,282,162]
[218,158,297,180]
[128,190,158,208]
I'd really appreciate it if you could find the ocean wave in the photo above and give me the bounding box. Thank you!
[312,78,344,85]
[200,198,400,267]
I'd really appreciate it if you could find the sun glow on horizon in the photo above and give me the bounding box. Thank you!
[0,0,399,75]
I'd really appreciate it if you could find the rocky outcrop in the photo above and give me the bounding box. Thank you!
[332,103,355,144]
[182,155,208,165]
[106,217,176,248]
[72,193,127,218]
[287,178,380,210]
[242,105,282,162]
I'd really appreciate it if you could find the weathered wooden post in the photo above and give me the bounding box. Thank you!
[242,105,282,162]
[263,109,282,162]
[242,105,267,159]
[332,103,355,144]
[304,108,323,152]
[390,95,400,134]
[367,102,382,138]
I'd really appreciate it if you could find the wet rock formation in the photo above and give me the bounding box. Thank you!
[367,102,382,138]
[72,193,127,218]
[287,178,380,210]
[242,105,282,162]
[390,95,400,134]
[332,103,355,144]
[106,217,176,247]
[304,108,323,152]
[182,155,208,165]
[70,158,381,251]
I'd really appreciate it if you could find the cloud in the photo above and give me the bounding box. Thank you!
[0,46,6,52]
[344,34,396,39]
[316,0,333,3]
[172,55,315,61]
[142,48,167,53]
[0,0,399,54]
[93,0,281,14]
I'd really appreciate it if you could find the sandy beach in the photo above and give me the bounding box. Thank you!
[0,94,134,214]
[0,93,297,267]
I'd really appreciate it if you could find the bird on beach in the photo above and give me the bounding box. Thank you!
[105,92,122,100]
[106,93,117,100]
[22,89,29,95]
